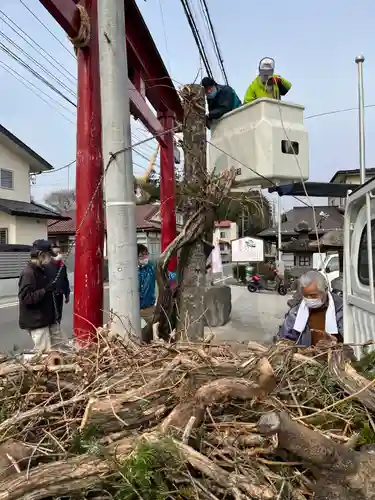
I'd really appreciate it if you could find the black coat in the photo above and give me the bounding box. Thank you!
[207,84,241,120]
[44,260,70,297]
[18,263,56,330]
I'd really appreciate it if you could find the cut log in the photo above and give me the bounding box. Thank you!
[162,358,276,432]
[258,410,375,500]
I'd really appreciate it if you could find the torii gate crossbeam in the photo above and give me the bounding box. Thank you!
[38,0,183,341]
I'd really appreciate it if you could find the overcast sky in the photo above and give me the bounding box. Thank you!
[1,0,375,213]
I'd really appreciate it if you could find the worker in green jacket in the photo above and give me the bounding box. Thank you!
[244,57,291,105]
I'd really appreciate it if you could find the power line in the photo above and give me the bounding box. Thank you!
[0,59,75,124]
[305,104,375,120]
[198,0,228,84]
[0,41,76,107]
[179,0,213,79]
[18,0,75,59]
[0,8,76,84]
[157,0,172,74]
[36,160,76,174]
[0,29,76,97]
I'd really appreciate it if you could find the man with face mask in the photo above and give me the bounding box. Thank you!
[201,77,242,128]
[138,244,156,326]
[18,239,64,352]
[278,270,343,346]
[244,57,292,105]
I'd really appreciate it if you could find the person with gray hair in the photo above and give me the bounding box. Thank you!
[278,270,343,346]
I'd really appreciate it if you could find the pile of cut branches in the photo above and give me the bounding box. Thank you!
[0,334,375,499]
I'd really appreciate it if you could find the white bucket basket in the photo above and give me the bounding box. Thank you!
[208,98,309,188]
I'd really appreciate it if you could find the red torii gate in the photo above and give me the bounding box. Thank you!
[39,0,183,340]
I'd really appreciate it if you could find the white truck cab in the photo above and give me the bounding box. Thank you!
[344,177,375,357]
[318,253,340,289]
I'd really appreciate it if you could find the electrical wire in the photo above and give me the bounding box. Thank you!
[305,104,375,120]
[0,8,76,84]
[179,0,213,79]
[276,98,323,259]
[207,139,310,209]
[0,29,76,97]
[0,60,75,124]
[0,41,76,107]
[198,0,228,84]
[157,0,172,75]
[19,0,75,60]
[35,160,76,175]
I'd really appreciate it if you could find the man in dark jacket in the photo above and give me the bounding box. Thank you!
[18,239,63,352]
[201,77,241,128]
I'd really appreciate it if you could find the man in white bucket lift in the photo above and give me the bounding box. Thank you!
[201,76,242,128]
[244,57,291,105]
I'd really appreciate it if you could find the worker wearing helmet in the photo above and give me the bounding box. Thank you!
[201,77,242,128]
[243,57,291,105]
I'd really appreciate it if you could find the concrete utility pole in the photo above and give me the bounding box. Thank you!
[355,55,374,299]
[277,195,282,263]
[356,55,366,184]
[179,84,208,340]
[98,0,141,336]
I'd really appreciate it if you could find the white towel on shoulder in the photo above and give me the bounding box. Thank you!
[293,292,338,334]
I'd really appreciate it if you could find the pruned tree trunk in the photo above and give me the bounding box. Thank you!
[258,410,375,499]
[178,84,211,340]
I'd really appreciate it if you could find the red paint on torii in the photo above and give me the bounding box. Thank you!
[39,0,182,340]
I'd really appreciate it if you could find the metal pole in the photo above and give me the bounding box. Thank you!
[277,195,282,262]
[356,55,375,301]
[98,0,141,336]
[356,55,366,184]
[74,0,104,344]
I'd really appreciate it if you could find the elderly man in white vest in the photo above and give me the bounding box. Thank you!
[278,270,344,346]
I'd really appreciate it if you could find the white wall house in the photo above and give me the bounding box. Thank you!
[0,124,66,246]
[214,221,238,262]
[328,168,375,209]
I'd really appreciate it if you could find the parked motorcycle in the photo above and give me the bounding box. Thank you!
[247,275,287,296]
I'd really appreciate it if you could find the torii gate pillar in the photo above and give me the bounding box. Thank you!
[40,0,104,343]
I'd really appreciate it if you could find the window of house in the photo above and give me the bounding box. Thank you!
[297,255,311,267]
[220,231,226,238]
[358,220,375,285]
[0,169,14,189]
[0,229,8,245]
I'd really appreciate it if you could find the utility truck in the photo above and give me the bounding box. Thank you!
[208,94,374,357]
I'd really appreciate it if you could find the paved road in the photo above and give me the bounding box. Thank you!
[0,283,288,353]
[213,287,288,344]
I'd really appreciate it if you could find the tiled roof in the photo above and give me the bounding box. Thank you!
[48,204,162,234]
[215,220,232,228]
[0,199,68,220]
[258,206,344,238]
[330,168,375,183]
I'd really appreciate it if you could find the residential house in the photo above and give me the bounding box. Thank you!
[257,205,344,269]
[48,202,184,268]
[214,220,238,263]
[328,168,375,209]
[0,123,67,246]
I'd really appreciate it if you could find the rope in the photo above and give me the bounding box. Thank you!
[69,4,91,51]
